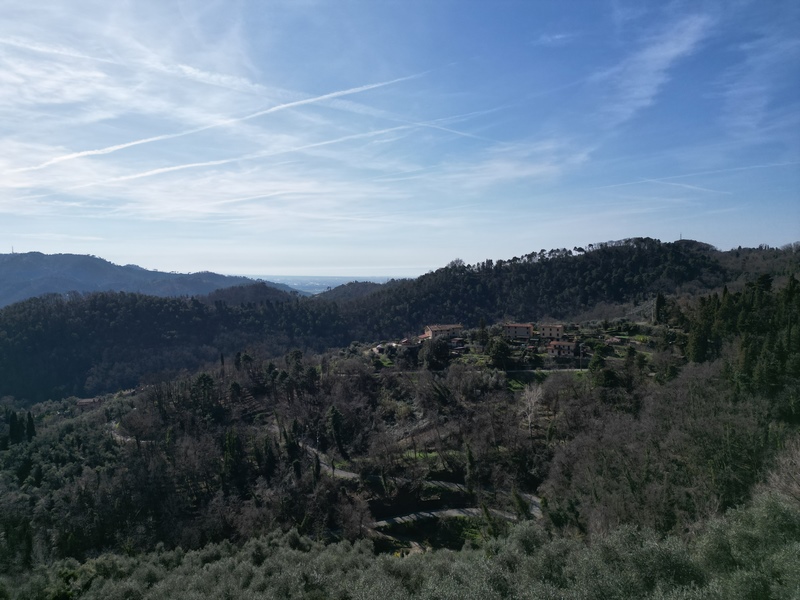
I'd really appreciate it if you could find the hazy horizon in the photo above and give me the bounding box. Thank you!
[2,1,797,274]
[3,235,798,283]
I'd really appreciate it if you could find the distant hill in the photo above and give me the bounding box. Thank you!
[313,280,386,302]
[0,252,300,308]
[203,282,301,305]
[253,275,388,295]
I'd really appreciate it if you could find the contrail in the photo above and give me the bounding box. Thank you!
[12,73,424,174]
[596,161,800,190]
[66,108,523,191]
[0,36,119,65]
[638,178,731,194]
[66,125,414,189]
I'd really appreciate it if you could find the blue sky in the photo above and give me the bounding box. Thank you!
[1,0,798,276]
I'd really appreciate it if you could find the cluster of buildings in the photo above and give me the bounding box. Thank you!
[418,322,580,358]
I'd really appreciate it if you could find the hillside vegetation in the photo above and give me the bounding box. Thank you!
[339,238,731,339]
[5,481,798,599]
[2,238,796,404]
[0,238,798,598]
[0,250,798,597]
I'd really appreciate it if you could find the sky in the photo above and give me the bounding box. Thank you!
[1,0,798,277]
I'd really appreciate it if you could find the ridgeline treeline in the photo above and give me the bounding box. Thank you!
[337,238,729,339]
[3,238,796,404]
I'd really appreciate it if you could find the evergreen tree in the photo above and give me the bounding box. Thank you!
[8,412,22,445]
[25,412,35,442]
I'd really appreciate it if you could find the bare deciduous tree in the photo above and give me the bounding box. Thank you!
[520,383,543,439]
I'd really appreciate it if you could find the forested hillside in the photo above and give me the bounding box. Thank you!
[313,280,384,302]
[0,292,345,403]
[0,238,796,405]
[340,238,730,339]
[542,274,800,535]
[1,268,799,598]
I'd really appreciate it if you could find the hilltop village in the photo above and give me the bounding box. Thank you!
[370,320,645,373]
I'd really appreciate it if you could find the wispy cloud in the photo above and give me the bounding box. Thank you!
[0,36,118,64]
[0,29,276,98]
[436,139,591,191]
[18,232,105,242]
[610,1,649,35]
[11,74,423,173]
[531,32,578,47]
[717,29,800,139]
[594,14,714,128]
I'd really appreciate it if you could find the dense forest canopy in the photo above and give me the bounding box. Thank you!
[337,237,732,339]
[0,292,344,403]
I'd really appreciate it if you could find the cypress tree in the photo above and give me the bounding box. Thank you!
[654,292,666,324]
[26,412,35,442]
[9,413,21,445]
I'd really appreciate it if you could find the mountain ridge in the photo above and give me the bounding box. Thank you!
[0,252,303,308]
